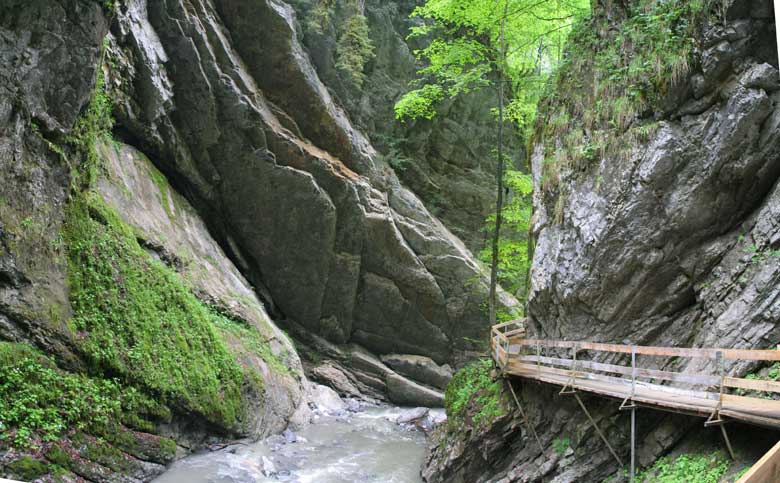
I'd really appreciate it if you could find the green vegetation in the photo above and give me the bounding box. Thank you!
[636,452,729,483]
[534,0,712,200]
[479,169,533,310]
[0,342,121,448]
[552,436,571,455]
[602,452,731,483]
[294,0,375,87]
[5,456,49,481]
[395,0,590,131]
[335,12,375,87]
[64,186,253,430]
[395,0,589,317]
[445,359,506,429]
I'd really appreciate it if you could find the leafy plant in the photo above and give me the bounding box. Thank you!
[553,436,571,455]
[445,359,506,429]
[636,452,729,483]
[0,342,122,448]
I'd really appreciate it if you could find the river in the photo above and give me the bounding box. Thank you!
[153,406,439,483]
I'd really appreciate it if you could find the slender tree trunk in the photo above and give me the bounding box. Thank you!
[489,0,509,326]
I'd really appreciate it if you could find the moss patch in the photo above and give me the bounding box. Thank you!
[533,0,712,204]
[6,455,49,481]
[64,191,254,430]
[445,359,506,430]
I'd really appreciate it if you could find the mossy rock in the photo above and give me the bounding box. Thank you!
[6,455,49,481]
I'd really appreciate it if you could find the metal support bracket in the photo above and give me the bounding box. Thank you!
[571,392,625,468]
[506,379,545,454]
[560,345,579,395]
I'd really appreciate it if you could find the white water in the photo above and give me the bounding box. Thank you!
[153,407,435,483]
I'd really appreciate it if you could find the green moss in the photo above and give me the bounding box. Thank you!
[6,455,48,481]
[445,359,506,430]
[63,192,254,430]
[45,445,73,469]
[212,311,290,378]
[0,342,122,448]
[81,437,133,472]
[158,437,177,460]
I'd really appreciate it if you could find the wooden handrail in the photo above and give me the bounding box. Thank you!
[517,338,780,361]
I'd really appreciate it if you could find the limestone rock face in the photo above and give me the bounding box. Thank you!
[291,0,523,254]
[0,0,108,362]
[108,0,517,365]
[423,0,780,481]
[95,141,306,438]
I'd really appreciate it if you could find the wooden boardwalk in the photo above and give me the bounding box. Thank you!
[490,320,780,481]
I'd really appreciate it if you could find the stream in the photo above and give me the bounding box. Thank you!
[153,406,440,483]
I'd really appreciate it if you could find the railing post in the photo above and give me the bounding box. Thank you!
[536,342,541,378]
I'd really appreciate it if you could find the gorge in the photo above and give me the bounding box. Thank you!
[0,0,778,482]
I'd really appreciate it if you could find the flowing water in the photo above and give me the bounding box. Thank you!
[153,406,437,483]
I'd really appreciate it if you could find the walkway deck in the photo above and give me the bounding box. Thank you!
[490,320,780,481]
[491,320,780,429]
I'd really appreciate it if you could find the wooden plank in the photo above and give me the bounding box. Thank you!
[517,339,780,361]
[509,362,719,401]
[737,441,780,483]
[725,377,780,394]
[519,355,720,386]
[722,394,780,417]
[504,328,526,337]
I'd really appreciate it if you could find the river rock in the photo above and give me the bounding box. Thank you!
[380,354,453,389]
[309,384,347,415]
[396,407,429,425]
[385,373,444,407]
[310,362,363,399]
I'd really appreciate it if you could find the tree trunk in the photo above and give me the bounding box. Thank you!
[489,0,509,326]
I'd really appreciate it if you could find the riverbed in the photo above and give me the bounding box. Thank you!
[153,406,438,483]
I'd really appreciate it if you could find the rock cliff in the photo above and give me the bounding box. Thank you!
[423,0,780,481]
[0,0,515,480]
[290,0,523,254]
[107,0,515,366]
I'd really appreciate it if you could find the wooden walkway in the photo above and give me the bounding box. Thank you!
[490,320,780,481]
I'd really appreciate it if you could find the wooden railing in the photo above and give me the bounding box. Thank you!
[738,440,780,482]
[491,324,780,422]
[490,321,780,481]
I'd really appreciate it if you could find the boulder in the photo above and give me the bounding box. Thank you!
[385,373,444,407]
[380,354,453,389]
[396,407,429,425]
[308,384,346,415]
[310,362,363,399]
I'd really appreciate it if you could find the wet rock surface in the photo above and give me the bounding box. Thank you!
[106,0,517,369]
[381,353,453,390]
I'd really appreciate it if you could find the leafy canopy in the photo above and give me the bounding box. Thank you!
[395,0,590,131]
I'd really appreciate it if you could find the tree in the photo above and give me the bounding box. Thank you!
[395,0,589,324]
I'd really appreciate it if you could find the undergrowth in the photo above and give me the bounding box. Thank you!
[0,342,121,448]
[603,452,730,483]
[533,0,713,213]
[445,359,506,429]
